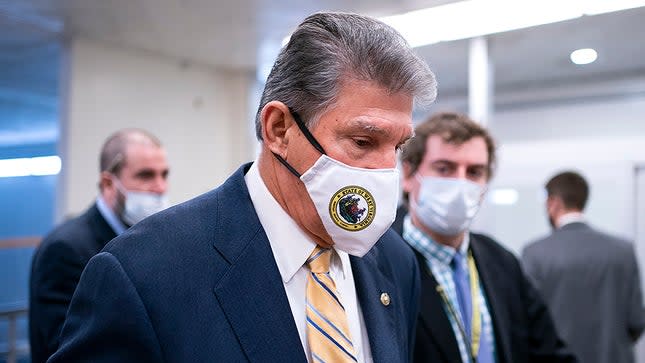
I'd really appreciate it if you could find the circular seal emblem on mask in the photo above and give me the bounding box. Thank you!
[329,185,376,231]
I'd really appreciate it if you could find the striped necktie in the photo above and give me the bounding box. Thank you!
[305,246,358,363]
[452,251,495,363]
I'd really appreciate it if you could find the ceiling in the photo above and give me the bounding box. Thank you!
[1,0,645,152]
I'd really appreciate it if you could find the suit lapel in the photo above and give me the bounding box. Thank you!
[414,251,463,362]
[211,164,306,362]
[87,204,117,249]
[350,248,399,363]
[470,235,512,363]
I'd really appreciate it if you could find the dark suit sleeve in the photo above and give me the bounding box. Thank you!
[520,247,542,290]
[626,247,645,341]
[30,240,86,362]
[407,254,421,363]
[521,270,578,363]
[47,252,163,363]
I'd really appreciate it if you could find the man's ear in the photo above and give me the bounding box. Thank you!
[261,101,294,157]
[546,195,561,213]
[99,171,112,191]
[401,162,415,193]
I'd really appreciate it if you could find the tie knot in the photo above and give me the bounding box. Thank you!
[307,246,332,273]
[451,251,466,271]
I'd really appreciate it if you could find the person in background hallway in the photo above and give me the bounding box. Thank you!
[29,128,170,363]
[394,112,577,363]
[522,170,645,363]
[47,11,436,362]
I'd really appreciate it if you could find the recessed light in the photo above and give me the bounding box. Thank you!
[570,48,598,65]
[488,188,519,205]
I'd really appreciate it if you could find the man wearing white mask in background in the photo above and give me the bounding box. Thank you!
[29,128,169,363]
[394,112,577,363]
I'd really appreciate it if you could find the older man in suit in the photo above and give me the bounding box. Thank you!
[48,12,437,363]
[522,171,645,363]
[29,128,169,363]
[394,112,577,363]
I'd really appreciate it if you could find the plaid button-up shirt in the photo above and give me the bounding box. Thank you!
[403,216,497,363]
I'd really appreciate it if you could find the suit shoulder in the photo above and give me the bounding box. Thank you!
[373,229,418,273]
[471,232,520,263]
[91,188,231,294]
[37,210,95,252]
[589,227,632,246]
[105,188,220,256]
[521,235,552,256]
[100,165,254,276]
[471,232,509,252]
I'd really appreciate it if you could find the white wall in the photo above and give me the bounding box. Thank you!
[469,92,645,362]
[492,93,645,143]
[58,37,256,218]
[468,89,645,254]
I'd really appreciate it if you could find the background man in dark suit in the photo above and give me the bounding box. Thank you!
[29,128,169,363]
[522,171,645,363]
[395,112,577,363]
[47,11,437,362]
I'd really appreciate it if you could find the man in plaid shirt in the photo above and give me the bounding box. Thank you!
[393,112,577,363]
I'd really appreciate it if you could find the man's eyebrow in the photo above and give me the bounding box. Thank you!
[134,168,156,177]
[349,119,388,135]
[431,160,487,168]
[468,164,488,169]
[350,119,415,136]
[431,159,457,165]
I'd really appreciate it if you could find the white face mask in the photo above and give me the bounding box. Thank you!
[272,109,400,257]
[412,175,485,236]
[113,178,169,226]
[299,154,400,257]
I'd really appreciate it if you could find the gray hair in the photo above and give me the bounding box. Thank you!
[255,11,437,140]
[100,128,162,175]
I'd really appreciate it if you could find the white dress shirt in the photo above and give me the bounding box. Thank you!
[557,212,585,228]
[245,161,373,363]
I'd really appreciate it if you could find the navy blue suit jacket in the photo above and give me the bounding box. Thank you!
[30,203,117,363]
[49,163,421,363]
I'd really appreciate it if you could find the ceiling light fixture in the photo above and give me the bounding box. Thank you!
[380,0,645,48]
[570,48,598,65]
[0,156,62,178]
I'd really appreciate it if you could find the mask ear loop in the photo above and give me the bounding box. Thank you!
[273,153,303,178]
[110,174,128,195]
[289,108,326,155]
[478,185,489,203]
[271,108,327,178]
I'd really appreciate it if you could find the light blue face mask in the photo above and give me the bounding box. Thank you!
[113,177,169,226]
[412,175,485,236]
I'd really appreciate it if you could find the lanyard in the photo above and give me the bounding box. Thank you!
[436,249,482,363]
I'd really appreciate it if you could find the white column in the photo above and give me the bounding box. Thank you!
[58,37,255,218]
[468,36,494,126]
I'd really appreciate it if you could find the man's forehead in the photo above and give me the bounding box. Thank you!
[424,135,488,161]
[122,144,166,167]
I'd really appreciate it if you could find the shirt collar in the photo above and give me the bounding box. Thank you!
[402,215,470,266]
[244,160,349,283]
[96,195,127,235]
[558,211,585,228]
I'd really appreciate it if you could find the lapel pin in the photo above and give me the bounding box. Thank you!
[380,292,391,306]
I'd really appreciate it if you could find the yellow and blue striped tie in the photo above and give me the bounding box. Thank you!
[306,246,358,363]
